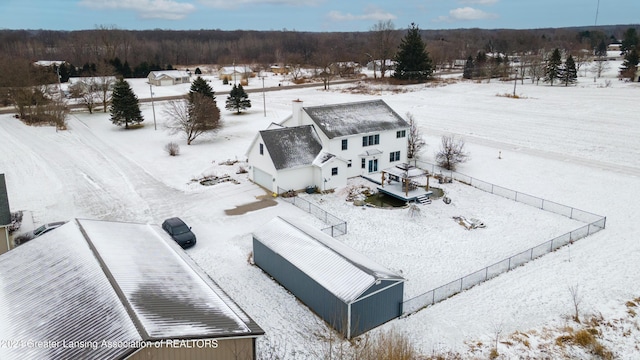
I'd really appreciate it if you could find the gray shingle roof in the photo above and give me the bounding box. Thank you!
[304,99,409,139]
[0,174,10,226]
[260,125,323,170]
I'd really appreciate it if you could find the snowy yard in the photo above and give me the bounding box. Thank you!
[1,63,639,358]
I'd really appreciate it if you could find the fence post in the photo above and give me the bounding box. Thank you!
[541,199,544,210]
[508,257,512,270]
[485,267,488,280]
[530,248,534,260]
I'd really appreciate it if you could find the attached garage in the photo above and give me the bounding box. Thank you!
[253,216,405,339]
[252,167,273,192]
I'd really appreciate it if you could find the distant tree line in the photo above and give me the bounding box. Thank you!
[0,24,636,76]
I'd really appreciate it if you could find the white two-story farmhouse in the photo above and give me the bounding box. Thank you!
[247,99,409,193]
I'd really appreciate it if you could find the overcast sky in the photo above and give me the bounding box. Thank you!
[1,0,638,32]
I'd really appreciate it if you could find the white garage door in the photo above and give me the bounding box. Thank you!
[253,167,273,192]
[160,79,173,86]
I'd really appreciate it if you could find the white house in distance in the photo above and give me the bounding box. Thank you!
[147,70,191,86]
[247,99,410,194]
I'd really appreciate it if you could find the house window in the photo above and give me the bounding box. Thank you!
[389,151,400,162]
[368,159,378,173]
[361,158,366,169]
[347,160,352,168]
[341,139,348,150]
[397,130,406,138]
[259,143,264,155]
[331,167,338,176]
[362,134,380,147]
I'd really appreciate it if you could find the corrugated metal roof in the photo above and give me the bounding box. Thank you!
[77,219,263,339]
[253,217,404,303]
[0,223,140,360]
[0,174,10,226]
[260,125,323,170]
[304,100,409,139]
[0,219,263,359]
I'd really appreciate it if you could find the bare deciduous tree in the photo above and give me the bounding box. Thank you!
[591,58,610,78]
[436,135,469,170]
[164,93,221,145]
[569,284,583,323]
[406,112,426,159]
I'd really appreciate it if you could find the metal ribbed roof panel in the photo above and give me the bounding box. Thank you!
[253,217,404,303]
[78,219,256,339]
[0,222,140,360]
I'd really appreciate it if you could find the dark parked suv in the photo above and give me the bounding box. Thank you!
[161,217,197,249]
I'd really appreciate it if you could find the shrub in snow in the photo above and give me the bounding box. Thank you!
[164,142,180,156]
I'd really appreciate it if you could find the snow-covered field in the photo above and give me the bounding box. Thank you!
[1,64,639,358]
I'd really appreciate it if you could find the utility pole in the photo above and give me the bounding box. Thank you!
[513,68,518,97]
[149,83,157,130]
[261,73,266,117]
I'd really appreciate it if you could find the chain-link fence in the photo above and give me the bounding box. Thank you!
[401,161,607,316]
[277,187,347,237]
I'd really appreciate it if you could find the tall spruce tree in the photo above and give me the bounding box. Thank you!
[621,28,639,54]
[463,56,474,79]
[225,84,251,114]
[110,78,143,129]
[560,55,578,86]
[544,48,562,86]
[189,76,215,101]
[619,49,639,80]
[393,23,433,81]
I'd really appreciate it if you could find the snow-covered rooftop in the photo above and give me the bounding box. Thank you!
[0,219,263,359]
[148,70,190,79]
[260,125,323,170]
[304,99,409,139]
[253,217,404,303]
[79,219,262,339]
[0,222,141,359]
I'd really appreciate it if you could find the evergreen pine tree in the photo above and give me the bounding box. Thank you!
[595,40,607,57]
[225,84,251,114]
[189,76,215,102]
[560,55,578,86]
[110,78,143,129]
[463,56,474,79]
[619,49,639,80]
[621,28,639,54]
[544,48,562,86]
[474,51,487,79]
[393,23,433,81]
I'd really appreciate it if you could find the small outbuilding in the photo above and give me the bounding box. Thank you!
[253,217,405,338]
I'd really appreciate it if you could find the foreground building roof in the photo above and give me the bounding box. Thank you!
[0,219,263,359]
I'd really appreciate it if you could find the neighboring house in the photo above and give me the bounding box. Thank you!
[0,174,10,255]
[247,99,409,193]
[331,61,361,77]
[634,67,640,82]
[366,59,397,72]
[0,219,264,360]
[270,65,289,75]
[68,76,117,95]
[219,66,253,83]
[147,70,191,86]
[253,216,405,339]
